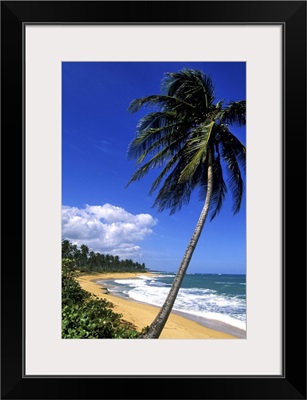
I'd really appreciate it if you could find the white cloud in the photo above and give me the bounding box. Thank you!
[62,203,157,259]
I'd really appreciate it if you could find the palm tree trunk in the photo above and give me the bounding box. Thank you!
[140,148,214,339]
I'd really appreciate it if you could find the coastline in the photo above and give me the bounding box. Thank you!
[76,272,245,339]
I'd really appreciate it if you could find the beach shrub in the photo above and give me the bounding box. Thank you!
[62,258,77,274]
[62,274,90,305]
[62,272,140,339]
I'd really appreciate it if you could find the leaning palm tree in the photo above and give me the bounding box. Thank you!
[127,68,246,338]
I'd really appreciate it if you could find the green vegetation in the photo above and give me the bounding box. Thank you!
[62,261,142,339]
[62,239,147,273]
[61,241,148,338]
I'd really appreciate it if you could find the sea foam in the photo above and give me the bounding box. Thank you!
[107,273,246,331]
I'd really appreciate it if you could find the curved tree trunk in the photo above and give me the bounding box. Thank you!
[140,148,214,339]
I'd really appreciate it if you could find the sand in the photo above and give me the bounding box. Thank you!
[76,272,239,339]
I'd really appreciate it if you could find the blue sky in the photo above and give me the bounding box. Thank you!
[62,62,246,274]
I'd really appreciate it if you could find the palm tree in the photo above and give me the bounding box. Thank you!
[127,68,246,338]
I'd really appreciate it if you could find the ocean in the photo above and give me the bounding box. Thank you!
[97,271,246,337]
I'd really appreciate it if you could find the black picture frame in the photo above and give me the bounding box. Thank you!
[1,1,306,399]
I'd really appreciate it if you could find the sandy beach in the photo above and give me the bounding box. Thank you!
[76,272,241,339]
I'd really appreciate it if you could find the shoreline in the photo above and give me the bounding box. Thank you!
[76,272,245,339]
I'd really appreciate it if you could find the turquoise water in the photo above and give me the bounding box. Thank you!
[98,272,246,331]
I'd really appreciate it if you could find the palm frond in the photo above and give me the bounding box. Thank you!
[152,162,194,214]
[209,156,227,220]
[152,149,209,214]
[127,111,185,160]
[224,131,246,172]
[149,148,186,194]
[161,69,215,111]
[178,121,214,183]
[128,124,183,163]
[135,111,177,134]
[126,132,187,187]
[219,140,245,215]
[216,100,246,126]
[128,95,194,114]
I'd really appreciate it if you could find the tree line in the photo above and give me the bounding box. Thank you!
[62,239,147,273]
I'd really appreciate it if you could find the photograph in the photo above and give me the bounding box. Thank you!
[1,0,306,399]
[61,61,247,340]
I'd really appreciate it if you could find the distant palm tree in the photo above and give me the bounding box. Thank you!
[127,68,246,338]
